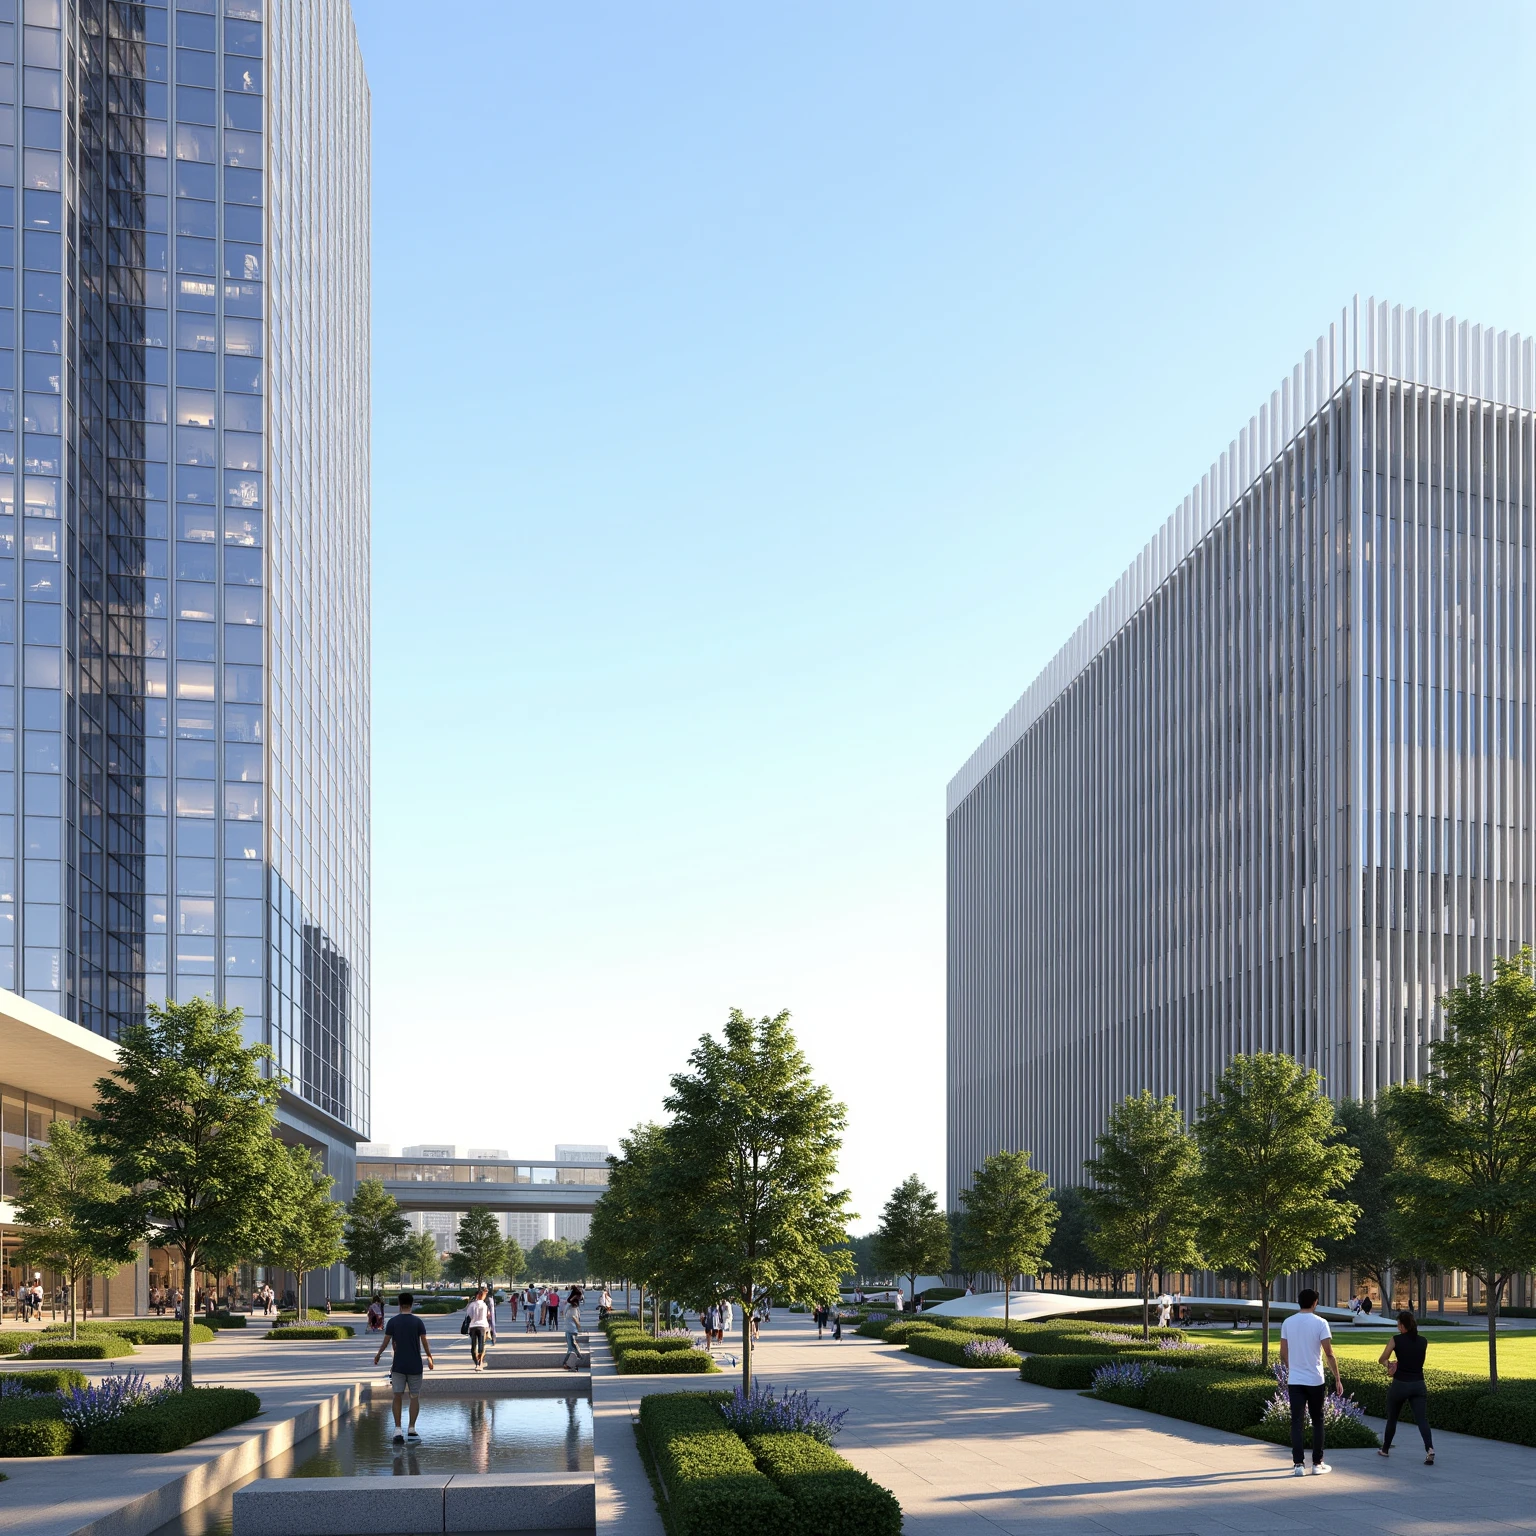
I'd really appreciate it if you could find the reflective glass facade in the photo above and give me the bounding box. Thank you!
[0,0,369,1145]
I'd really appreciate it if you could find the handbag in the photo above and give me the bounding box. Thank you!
[461,1315,471,1334]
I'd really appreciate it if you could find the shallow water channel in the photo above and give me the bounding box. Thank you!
[144,1393,593,1536]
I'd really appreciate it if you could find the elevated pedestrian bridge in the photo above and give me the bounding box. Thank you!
[356,1155,608,1216]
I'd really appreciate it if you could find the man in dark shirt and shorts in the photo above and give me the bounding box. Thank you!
[373,1291,435,1443]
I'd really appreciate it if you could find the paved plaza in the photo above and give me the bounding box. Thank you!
[1,1309,1533,1534]
[710,1316,1536,1536]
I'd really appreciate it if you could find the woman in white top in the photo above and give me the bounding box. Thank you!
[466,1286,492,1372]
[560,1291,583,1372]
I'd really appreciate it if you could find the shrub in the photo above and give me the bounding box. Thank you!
[273,1308,329,1324]
[717,1381,848,1444]
[855,1316,892,1340]
[60,1373,179,1434]
[1019,1352,1113,1389]
[1088,1358,1174,1405]
[618,1348,719,1375]
[0,1335,28,1356]
[80,1387,262,1454]
[904,1329,1017,1368]
[1467,1383,1536,1447]
[1252,1386,1380,1448]
[46,1319,216,1346]
[0,1369,87,1395]
[879,1319,943,1346]
[613,1335,698,1362]
[639,1391,791,1536]
[746,1431,902,1536]
[263,1325,354,1340]
[1141,1369,1277,1433]
[196,1314,248,1329]
[963,1338,1022,1368]
[23,1335,135,1360]
[0,1394,74,1456]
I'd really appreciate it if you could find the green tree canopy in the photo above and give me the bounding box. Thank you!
[871,1175,951,1305]
[87,997,287,1388]
[343,1178,412,1294]
[1385,948,1536,1388]
[262,1146,346,1321]
[1084,1091,1202,1338]
[656,1009,853,1390]
[958,1150,1057,1326]
[12,1119,137,1340]
[1321,1097,1397,1304]
[455,1208,507,1285]
[1041,1186,1099,1291]
[503,1236,528,1284]
[1193,1052,1360,1367]
[406,1231,442,1287]
[586,1123,670,1309]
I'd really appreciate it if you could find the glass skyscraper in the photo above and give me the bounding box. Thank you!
[0,0,370,1171]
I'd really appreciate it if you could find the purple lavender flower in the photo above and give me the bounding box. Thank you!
[963,1337,1019,1365]
[717,1380,849,1444]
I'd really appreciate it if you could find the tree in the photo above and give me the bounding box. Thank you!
[87,998,288,1389]
[406,1231,441,1287]
[343,1179,411,1294]
[1083,1091,1202,1338]
[529,1237,574,1281]
[12,1120,137,1340]
[503,1236,527,1284]
[1193,1052,1360,1368]
[946,1210,974,1291]
[262,1146,346,1322]
[587,1123,671,1325]
[1385,949,1536,1389]
[443,1251,472,1286]
[957,1151,1057,1327]
[1322,1098,1396,1306]
[1041,1187,1097,1291]
[656,1009,853,1390]
[872,1175,950,1306]
[455,1208,506,1285]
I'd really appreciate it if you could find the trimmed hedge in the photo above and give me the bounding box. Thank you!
[264,1325,354,1340]
[0,1368,87,1394]
[855,1316,893,1340]
[274,1308,328,1324]
[639,1391,791,1536]
[81,1386,262,1454]
[1246,1415,1380,1449]
[618,1348,719,1375]
[1020,1352,1113,1390]
[1142,1369,1278,1433]
[45,1319,216,1346]
[0,1394,73,1456]
[614,1335,697,1359]
[905,1330,1019,1369]
[24,1335,135,1360]
[746,1430,902,1536]
[879,1319,943,1346]
[0,1335,28,1356]
[196,1314,248,1329]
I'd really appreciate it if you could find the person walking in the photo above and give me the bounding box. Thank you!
[366,1293,385,1332]
[560,1288,583,1372]
[545,1287,559,1330]
[524,1289,538,1333]
[831,1305,843,1342]
[814,1303,826,1340]
[1278,1288,1341,1477]
[373,1291,435,1444]
[1377,1310,1434,1464]
[465,1286,492,1372]
[599,1287,612,1322]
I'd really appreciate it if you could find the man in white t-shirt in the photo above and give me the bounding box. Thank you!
[1278,1288,1342,1477]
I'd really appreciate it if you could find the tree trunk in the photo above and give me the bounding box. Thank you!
[1141,1274,1150,1342]
[741,1300,753,1393]
[1487,1275,1502,1390]
[1259,1280,1271,1370]
[1004,1274,1010,1328]
[181,1246,195,1391]
[69,1269,77,1342]
[296,1269,307,1325]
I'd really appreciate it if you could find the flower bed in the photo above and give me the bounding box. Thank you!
[1020,1351,1114,1390]
[640,1389,898,1536]
[904,1329,1020,1369]
[1248,1386,1380,1449]
[80,1386,262,1453]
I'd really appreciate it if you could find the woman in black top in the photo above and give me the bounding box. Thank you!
[1377,1310,1434,1463]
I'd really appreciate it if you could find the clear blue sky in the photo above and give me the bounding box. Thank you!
[354,1,1534,1227]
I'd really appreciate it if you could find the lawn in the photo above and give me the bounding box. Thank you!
[1206,1326,1536,1380]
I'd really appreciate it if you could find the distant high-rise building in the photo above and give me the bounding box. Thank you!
[555,1143,607,1163]
[948,301,1536,1204]
[554,1214,591,1244]
[466,1147,508,1160]
[505,1212,547,1252]
[402,1143,456,1160]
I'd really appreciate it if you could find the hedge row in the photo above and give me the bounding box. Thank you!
[1020,1353,1107,1390]
[25,1335,135,1360]
[639,1391,789,1536]
[45,1320,215,1346]
[0,1394,73,1456]
[81,1387,263,1454]
[746,1429,902,1536]
[0,1369,87,1394]
[264,1326,354,1340]
[196,1314,248,1329]
[1247,1416,1381,1450]
[905,1330,1019,1369]
[618,1348,719,1375]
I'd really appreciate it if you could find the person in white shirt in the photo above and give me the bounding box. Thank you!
[560,1290,583,1372]
[1278,1288,1342,1476]
[465,1287,492,1372]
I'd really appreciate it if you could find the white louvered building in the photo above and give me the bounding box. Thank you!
[947,298,1536,1203]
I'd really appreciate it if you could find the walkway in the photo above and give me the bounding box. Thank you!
[727,1314,1536,1536]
